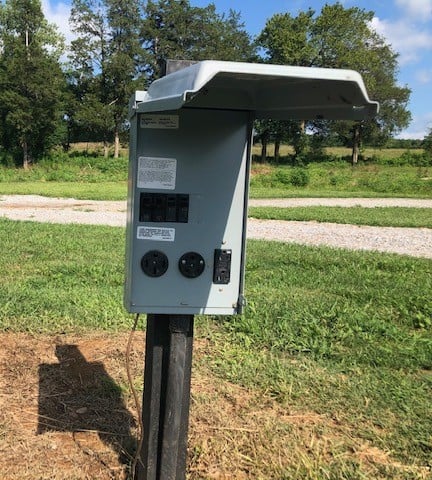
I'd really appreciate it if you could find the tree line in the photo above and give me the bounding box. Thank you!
[0,0,413,167]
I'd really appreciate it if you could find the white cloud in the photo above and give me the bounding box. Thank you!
[397,112,432,139]
[370,16,432,65]
[42,0,75,47]
[395,0,432,21]
[415,69,432,84]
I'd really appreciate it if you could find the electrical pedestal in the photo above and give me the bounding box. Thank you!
[125,60,378,480]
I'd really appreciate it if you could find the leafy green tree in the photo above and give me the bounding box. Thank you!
[0,0,65,167]
[68,0,143,157]
[311,3,410,163]
[255,11,313,162]
[423,129,432,157]
[256,3,411,164]
[141,0,255,82]
[257,9,315,67]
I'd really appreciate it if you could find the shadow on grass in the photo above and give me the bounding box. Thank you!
[37,344,136,469]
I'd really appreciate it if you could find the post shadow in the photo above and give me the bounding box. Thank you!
[38,344,136,468]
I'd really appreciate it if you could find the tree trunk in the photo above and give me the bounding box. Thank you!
[299,120,305,133]
[351,123,361,165]
[274,140,280,163]
[22,141,30,170]
[114,130,120,159]
[103,142,109,158]
[261,139,268,163]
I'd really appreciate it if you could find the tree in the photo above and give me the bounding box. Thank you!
[256,3,411,164]
[255,11,313,162]
[141,0,255,82]
[0,0,65,167]
[68,0,143,157]
[312,3,410,164]
[423,129,432,157]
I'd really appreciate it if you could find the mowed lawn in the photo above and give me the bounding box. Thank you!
[0,218,431,478]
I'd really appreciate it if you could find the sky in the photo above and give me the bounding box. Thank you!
[42,0,432,140]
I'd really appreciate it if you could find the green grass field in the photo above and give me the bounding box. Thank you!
[0,148,431,476]
[250,161,432,198]
[0,219,431,478]
[0,180,128,200]
[251,144,426,160]
[1,150,432,200]
[249,206,432,228]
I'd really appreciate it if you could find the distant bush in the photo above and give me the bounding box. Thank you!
[270,167,310,187]
[273,169,291,185]
[0,152,129,183]
[376,150,432,167]
[356,170,430,194]
[0,150,16,167]
[290,168,310,186]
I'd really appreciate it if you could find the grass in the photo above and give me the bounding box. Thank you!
[0,154,128,200]
[0,219,431,477]
[1,150,432,200]
[206,241,432,474]
[251,144,426,160]
[249,206,432,228]
[0,180,127,200]
[0,220,131,331]
[250,162,432,198]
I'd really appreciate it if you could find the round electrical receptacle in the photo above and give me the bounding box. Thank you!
[141,250,169,277]
[178,252,205,278]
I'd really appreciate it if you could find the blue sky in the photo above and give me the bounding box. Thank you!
[42,0,432,139]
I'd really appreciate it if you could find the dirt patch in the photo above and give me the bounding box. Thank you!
[0,332,428,479]
[0,332,137,480]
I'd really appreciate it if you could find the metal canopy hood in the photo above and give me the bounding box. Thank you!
[132,60,379,121]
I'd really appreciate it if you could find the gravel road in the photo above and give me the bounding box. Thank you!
[1,194,431,259]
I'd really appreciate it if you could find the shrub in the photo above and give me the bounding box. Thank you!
[273,169,292,185]
[377,150,432,167]
[290,168,310,187]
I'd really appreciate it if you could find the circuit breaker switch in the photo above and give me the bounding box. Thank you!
[213,249,232,284]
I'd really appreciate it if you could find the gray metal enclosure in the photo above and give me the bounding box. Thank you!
[124,61,378,316]
[125,107,252,314]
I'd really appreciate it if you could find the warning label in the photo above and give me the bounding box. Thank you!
[137,156,176,190]
[137,226,175,242]
[140,115,179,129]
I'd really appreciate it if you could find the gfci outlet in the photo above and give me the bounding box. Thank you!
[213,249,232,284]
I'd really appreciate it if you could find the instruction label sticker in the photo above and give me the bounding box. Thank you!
[140,114,179,129]
[137,156,176,190]
[137,226,175,242]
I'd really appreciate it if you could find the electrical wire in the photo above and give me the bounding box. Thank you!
[126,313,144,479]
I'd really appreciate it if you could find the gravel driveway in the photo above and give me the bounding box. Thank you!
[1,195,431,259]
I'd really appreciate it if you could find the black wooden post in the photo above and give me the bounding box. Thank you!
[136,314,194,480]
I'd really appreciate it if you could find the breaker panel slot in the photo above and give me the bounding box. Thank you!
[139,193,189,223]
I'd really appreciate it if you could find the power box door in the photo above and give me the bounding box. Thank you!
[124,108,252,315]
